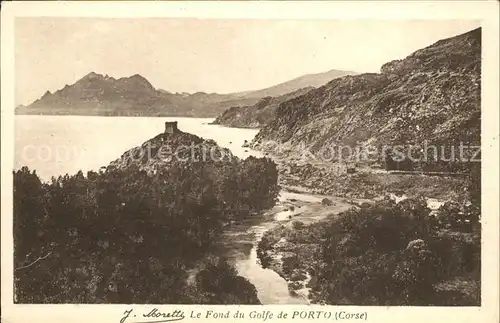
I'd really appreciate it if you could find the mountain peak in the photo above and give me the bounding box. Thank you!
[82,71,104,80]
[117,73,155,90]
[130,73,145,79]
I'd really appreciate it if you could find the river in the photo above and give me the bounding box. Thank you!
[14,115,311,304]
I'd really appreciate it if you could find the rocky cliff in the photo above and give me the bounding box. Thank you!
[252,28,481,167]
[211,87,314,128]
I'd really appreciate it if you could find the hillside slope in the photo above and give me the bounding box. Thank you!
[252,28,481,169]
[211,87,314,128]
[234,69,357,99]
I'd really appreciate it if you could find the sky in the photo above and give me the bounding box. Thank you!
[15,18,480,106]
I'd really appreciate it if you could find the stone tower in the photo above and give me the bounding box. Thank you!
[165,121,178,134]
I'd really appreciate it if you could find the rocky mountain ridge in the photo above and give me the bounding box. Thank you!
[16,72,244,117]
[17,69,355,118]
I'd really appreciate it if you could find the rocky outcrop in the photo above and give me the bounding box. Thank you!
[107,128,235,173]
[252,28,481,164]
[106,125,280,223]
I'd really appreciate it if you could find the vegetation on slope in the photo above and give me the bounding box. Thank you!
[258,170,481,305]
[258,198,480,305]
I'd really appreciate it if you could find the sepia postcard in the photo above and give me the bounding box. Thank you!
[1,1,499,322]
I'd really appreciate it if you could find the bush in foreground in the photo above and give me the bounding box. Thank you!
[310,198,480,305]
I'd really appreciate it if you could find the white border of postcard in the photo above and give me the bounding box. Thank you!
[2,1,499,323]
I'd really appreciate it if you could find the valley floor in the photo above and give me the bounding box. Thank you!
[251,149,480,305]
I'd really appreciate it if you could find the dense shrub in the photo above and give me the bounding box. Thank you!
[436,200,480,232]
[14,155,278,303]
[310,198,479,305]
[292,221,305,230]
